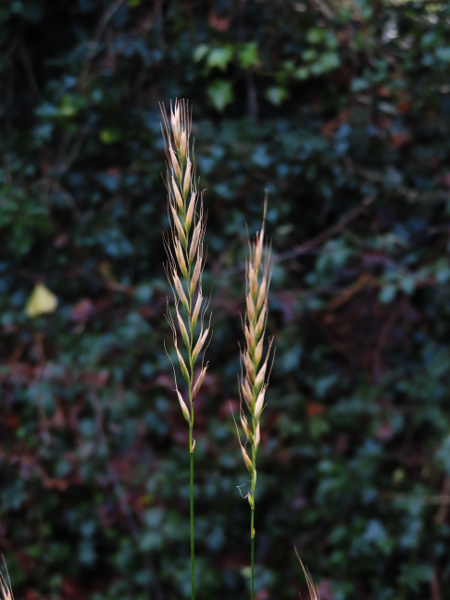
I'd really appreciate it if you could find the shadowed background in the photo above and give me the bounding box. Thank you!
[1,1,450,598]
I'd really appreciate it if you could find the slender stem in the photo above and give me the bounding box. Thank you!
[188,270,195,600]
[250,418,256,600]
[250,505,255,600]
[189,423,195,600]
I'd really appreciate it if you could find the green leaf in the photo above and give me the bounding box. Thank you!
[379,284,397,304]
[351,77,369,92]
[436,47,450,63]
[434,258,450,283]
[207,80,233,112]
[435,435,450,474]
[206,46,233,71]
[265,86,289,106]
[58,94,86,117]
[318,52,340,72]
[193,44,209,63]
[294,67,309,80]
[306,28,326,44]
[35,103,59,118]
[309,416,330,439]
[302,49,317,63]
[399,275,415,295]
[237,42,259,69]
[99,127,122,144]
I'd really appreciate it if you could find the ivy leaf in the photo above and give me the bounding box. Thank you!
[237,42,259,69]
[436,47,450,63]
[265,86,289,106]
[193,44,209,63]
[207,80,233,112]
[379,284,397,304]
[100,128,122,144]
[206,46,233,71]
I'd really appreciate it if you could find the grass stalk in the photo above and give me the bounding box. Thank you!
[236,196,274,599]
[160,99,211,600]
[189,427,195,598]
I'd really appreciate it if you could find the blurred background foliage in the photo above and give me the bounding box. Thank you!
[1,0,450,598]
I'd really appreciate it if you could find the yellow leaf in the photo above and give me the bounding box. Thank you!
[25,283,58,318]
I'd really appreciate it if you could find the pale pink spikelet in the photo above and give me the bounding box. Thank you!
[160,99,211,439]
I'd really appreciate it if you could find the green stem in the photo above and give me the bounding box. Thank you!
[189,423,195,600]
[250,415,256,600]
[250,504,255,600]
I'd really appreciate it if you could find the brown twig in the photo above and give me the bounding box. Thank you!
[277,195,375,264]
[19,44,40,99]
[81,0,125,81]
[380,490,450,505]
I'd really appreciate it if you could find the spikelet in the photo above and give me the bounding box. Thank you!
[160,99,211,446]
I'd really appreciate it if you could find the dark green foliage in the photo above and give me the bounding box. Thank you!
[1,0,450,598]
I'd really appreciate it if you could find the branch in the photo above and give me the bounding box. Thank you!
[277,195,375,264]
[81,0,125,81]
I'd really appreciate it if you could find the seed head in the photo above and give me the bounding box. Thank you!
[237,195,274,479]
[161,98,211,434]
